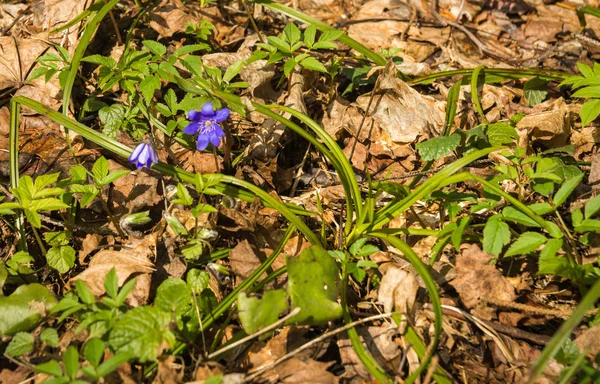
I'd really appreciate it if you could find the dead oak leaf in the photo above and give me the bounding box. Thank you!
[450,244,516,317]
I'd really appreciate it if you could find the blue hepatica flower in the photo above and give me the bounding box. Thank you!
[129,142,158,169]
[183,102,230,151]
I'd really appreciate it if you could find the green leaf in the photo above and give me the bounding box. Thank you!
[164,213,188,237]
[83,338,105,367]
[524,77,548,107]
[92,156,109,184]
[99,170,129,187]
[75,280,95,305]
[81,55,117,69]
[502,206,541,227]
[486,122,518,146]
[283,58,297,75]
[267,36,291,53]
[41,327,59,347]
[572,85,600,98]
[299,56,327,72]
[528,202,554,215]
[223,59,244,83]
[574,219,600,233]
[122,211,152,226]
[186,269,210,293]
[304,25,316,48]
[6,332,34,356]
[580,99,600,127]
[238,290,288,334]
[319,29,344,42]
[108,306,176,362]
[504,232,548,257]
[283,23,301,44]
[98,104,126,139]
[63,346,80,379]
[415,133,461,161]
[173,183,193,206]
[286,245,342,324]
[0,284,57,336]
[45,231,71,247]
[552,173,584,208]
[29,198,69,212]
[47,246,76,274]
[140,75,161,102]
[452,216,470,250]
[34,360,63,377]
[482,215,511,257]
[155,278,192,317]
[142,40,167,56]
[585,195,600,219]
[96,352,131,377]
[538,238,566,275]
[104,268,119,299]
[577,62,594,78]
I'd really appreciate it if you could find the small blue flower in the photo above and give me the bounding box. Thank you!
[129,142,158,169]
[183,102,230,151]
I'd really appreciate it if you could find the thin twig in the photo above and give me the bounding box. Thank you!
[208,307,302,359]
[245,311,400,382]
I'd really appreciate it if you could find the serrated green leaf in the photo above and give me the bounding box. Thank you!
[267,36,291,53]
[283,23,301,44]
[486,122,518,146]
[6,332,34,356]
[96,352,131,377]
[286,245,342,324]
[142,40,167,56]
[186,269,210,293]
[34,360,63,377]
[304,25,316,48]
[524,77,548,107]
[585,195,600,218]
[98,104,126,139]
[99,170,129,187]
[502,206,541,227]
[30,197,68,212]
[63,346,79,379]
[319,30,344,42]
[299,56,327,72]
[47,246,75,274]
[81,55,117,69]
[140,75,161,102]
[580,99,600,127]
[483,215,511,257]
[552,173,584,208]
[574,218,600,232]
[538,238,565,275]
[108,306,176,362]
[0,284,57,336]
[41,328,59,347]
[283,58,297,75]
[173,183,193,206]
[238,290,288,334]
[311,41,338,50]
[155,278,192,317]
[527,202,554,215]
[104,268,119,299]
[504,232,547,257]
[45,231,71,247]
[577,62,594,77]
[92,156,109,183]
[572,86,600,98]
[83,338,105,367]
[416,133,461,161]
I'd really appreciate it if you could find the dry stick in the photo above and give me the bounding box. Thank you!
[245,311,400,382]
[207,307,302,359]
[108,10,123,45]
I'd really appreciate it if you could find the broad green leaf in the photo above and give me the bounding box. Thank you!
[482,215,511,257]
[524,77,548,107]
[142,40,167,56]
[574,219,600,232]
[30,198,68,212]
[319,30,344,42]
[104,268,119,299]
[98,104,126,138]
[99,170,129,187]
[577,62,594,78]
[81,55,117,69]
[96,352,131,377]
[580,99,600,127]
[538,238,565,275]
[155,278,192,317]
[283,23,301,44]
[47,246,76,274]
[572,85,600,98]
[486,122,518,146]
[223,59,244,83]
[83,338,105,367]
[140,75,161,102]
[304,25,316,47]
[122,211,151,226]
[238,290,288,334]
[108,306,176,362]
[6,332,34,356]
[75,280,95,306]
[40,328,59,347]
[502,206,541,227]
[299,56,327,72]
[267,36,291,53]
[572,208,583,227]
[24,209,41,228]
[283,58,297,75]
[63,346,79,379]
[585,195,600,219]
[92,157,109,184]
[286,245,342,324]
[505,232,547,257]
[34,173,60,191]
[0,284,57,336]
[44,231,70,247]
[528,202,554,215]
[552,173,584,208]
[173,183,193,206]
[415,133,461,161]
[34,360,63,377]
[186,269,210,293]
[164,213,188,237]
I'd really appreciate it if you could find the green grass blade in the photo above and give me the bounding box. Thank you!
[526,277,600,383]
[410,68,568,85]
[250,0,386,66]
[470,66,488,124]
[9,98,25,250]
[368,231,445,383]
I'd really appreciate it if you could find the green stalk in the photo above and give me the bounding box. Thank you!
[470,66,488,124]
[367,231,445,383]
[526,277,600,383]
[250,0,386,66]
[410,68,568,85]
[577,6,600,29]
[9,99,25,250]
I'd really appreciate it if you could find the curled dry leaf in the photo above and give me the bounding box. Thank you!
[356,62,444,144]
[516,98,575,148]
[148,0,197,38]
[69,235,157,307]
[450,244,516,319]
[109,160,162,215]
[377,264,419,332]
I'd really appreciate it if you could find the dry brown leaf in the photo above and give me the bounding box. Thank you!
[575,324,600,357]
[229,240,263,283]
[109,160,162,215]
[193,361,225,382]
[148,0,196,38]
[377,264,418,332]
[69,235,156,306]
[516,98,574,148]
[337,324,400,383]
[153,356,183,384]
[450,244,516,319]
[356,62,444,144]
[276,358,337,384]
[78,233,102,264]
[0,366,30,384]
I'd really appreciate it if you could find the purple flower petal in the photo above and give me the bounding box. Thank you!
[183,122,200,135]
[129,143,144,162]
[215,108,230,123]
[138,145,150,166]
[196,135,209,151]
[188,110,203,121]
[201,102,215,117]
[209,133,221,147]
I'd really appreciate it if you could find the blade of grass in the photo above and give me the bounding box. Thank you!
[470,66,488,124]
[9,98,25,250]
[410,68,568,85]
